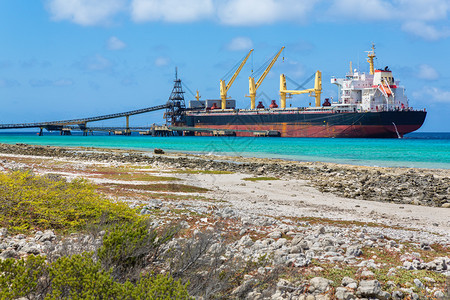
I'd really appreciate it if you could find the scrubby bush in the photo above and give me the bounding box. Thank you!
[0,171,139,234]
[46,252,121,299]
[0,254,47,299]
[0,254,192,300]
[123,274,192,299]
[0,171,194,299]
[98,220,179,282]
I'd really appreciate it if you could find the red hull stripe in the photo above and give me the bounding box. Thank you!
[192,124,422,138]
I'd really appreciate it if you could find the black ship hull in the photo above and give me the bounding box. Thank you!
[184,110,427,138]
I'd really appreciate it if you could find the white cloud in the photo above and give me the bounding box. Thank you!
[326,0,394,21]
[42,0,450,41]
[402,21,450,41]
[227,37,253,51]
[107,36,126,50]
[155,57,170,67]
[131,0,214,22]
[417,64,439,80]
[217,0,318,26]
[46,0,126,26]
[327,0,450,40]
[413,86,450,104]
[396,0,449,22]
[327,0,450,22]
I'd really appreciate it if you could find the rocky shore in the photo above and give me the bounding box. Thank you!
[1,143,449,207]
[0,142,449,299]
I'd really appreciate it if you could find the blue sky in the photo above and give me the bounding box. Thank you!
[1,0,449,131]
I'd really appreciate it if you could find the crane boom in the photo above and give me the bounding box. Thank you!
[255,47,284,89]
[247,47,285,109]
[220,49,253,109]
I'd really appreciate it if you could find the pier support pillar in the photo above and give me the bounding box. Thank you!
[125,115,131,136]
[39,127,43,136]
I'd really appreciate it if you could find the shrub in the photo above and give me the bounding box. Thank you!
[46,252,122,299]
[97,220,179,282]
[0,255,47,300]
[0,171,139,234]
[0,254,192,299]
[124,274,192,299]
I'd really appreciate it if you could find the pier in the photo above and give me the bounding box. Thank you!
[0,104,171,136]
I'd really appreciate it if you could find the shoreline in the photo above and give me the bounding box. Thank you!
[0,134,449,170]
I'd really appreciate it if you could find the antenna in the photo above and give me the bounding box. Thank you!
[175,67,178,80]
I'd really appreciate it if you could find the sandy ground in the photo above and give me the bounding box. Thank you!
[176,172,450,238]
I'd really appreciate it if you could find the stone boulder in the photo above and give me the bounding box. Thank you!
[356,280,381,298]
[341,277,358,289]
[309,277,332,294]
[335,287,356,300]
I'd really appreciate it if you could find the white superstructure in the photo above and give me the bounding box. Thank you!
[330,45,409,113]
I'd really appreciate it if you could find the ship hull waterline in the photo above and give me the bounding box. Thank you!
[184,110,427,138]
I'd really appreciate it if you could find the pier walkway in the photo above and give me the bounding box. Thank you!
[0,104,170,135]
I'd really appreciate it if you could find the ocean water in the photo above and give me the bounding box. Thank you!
[0,132,449,169]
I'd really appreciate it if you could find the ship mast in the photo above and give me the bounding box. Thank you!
[366,43,376,75]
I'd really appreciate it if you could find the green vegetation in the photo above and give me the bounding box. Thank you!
[0,171,139,234]
[98,221,178,282]
[147,193,212,202]
[99,172,181,182]
[0,253,192,300]
[362,246,448,291]
[374,268,446,291]
[242,176,279,181]
[0,255,47,299]
[316,265,358,287]
[171,169,233,175]
[0,170,191,299]
[105,182,210,193]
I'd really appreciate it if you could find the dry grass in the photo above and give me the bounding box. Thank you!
[95,172,180,182]
[242,176,279,181]
[170,169,234,175]
[101,183,210,193]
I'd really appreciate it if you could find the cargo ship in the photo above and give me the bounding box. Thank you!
[180,45,426,138]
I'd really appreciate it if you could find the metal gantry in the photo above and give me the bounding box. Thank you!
[164,68,186,130]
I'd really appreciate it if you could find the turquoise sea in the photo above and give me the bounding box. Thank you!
[0,132,449,169]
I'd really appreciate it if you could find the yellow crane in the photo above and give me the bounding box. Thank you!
[220,49,253,110]
[279,71,322,108]
[246,47,285,109]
